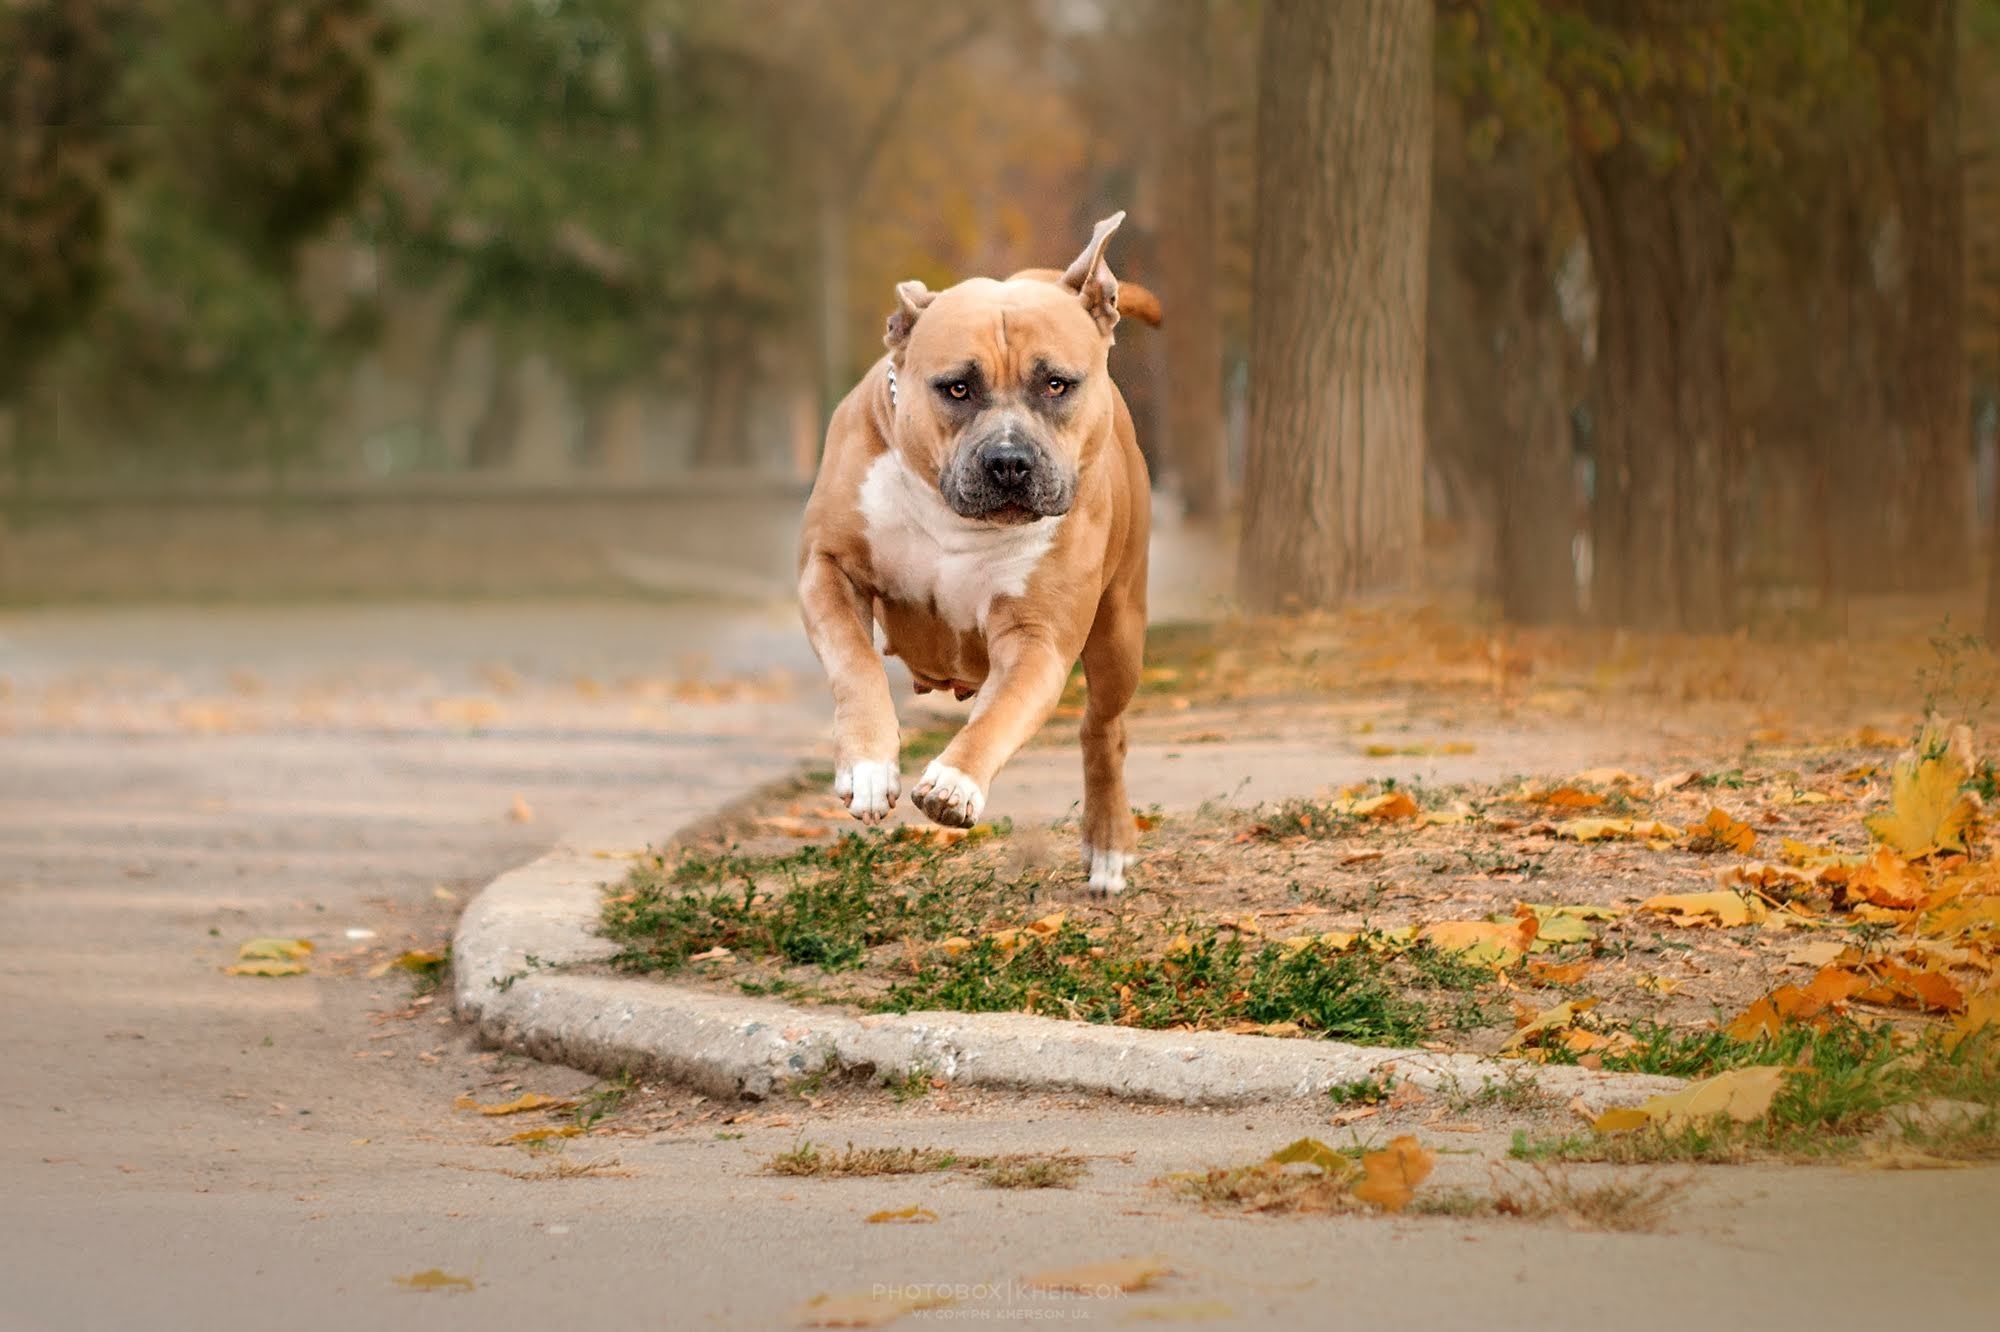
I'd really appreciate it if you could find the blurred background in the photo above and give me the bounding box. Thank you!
[1,0,1997,636]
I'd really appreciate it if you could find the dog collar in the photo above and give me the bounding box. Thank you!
[886,361,898,409]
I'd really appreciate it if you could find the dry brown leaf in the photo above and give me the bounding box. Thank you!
[1023,1257,1174,1294]
[1501,999,1598,1053]
[494,1125,583,1146]
[1535,786,1605,810]
[1557,817,1679,843]
[1845,848,1930,909]
[1684,808,1757,854]
[1350,791,1420,821]
[1419,911,1538,966]
[1864,723,1979,857]
[393,1268,475,1293]
[236,937,314,960]
[1527,958,1594,986]
[1638,891,1768,928]
[797,1290,956,1327]
[1592,1065,1790,1134]
[1351,1135,1435,1212]
[223,958,309,977]
[456,1092,570,1116]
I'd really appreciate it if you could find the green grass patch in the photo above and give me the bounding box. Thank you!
[1514,1024,2000,1164]
[604,830,1502,1044]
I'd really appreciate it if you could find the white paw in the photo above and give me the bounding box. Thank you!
[1084,845,1136,895]
[911,761,985,828]
[834,759,899,823]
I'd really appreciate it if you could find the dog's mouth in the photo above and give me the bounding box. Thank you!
[938,446,1076,523]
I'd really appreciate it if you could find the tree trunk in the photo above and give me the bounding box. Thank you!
[1875,0,1973,581]
[1158,0,1226,521]
[1428,94,1576,624]
[694,319,754,468]
[1239,0,1433,612]
[1563,2,1735,632]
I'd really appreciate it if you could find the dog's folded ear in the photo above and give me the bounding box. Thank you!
[883,280,937,354]
[1061,211,1126,335]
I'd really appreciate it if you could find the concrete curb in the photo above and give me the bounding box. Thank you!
[454,787,1685,1109]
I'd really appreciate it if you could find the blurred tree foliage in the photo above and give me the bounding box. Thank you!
[0,0,131,405]
[2,0,1997,633]
[379,0,808,399]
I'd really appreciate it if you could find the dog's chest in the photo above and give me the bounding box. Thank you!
[858,453,1062,634]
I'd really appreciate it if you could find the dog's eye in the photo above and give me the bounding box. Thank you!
[1044,377,1069,398]
[945,381,970,401]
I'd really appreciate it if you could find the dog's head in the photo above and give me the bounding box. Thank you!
[881,212,1129,525]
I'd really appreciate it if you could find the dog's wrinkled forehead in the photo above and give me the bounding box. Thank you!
[902,278,1106,381]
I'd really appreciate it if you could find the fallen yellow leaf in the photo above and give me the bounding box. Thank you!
[1023,1257,1174,1294]
[1592,1065,1790,1134]
[1351,1135,1434,1212]
[1638,891,1768,927]
[494,1125,584,1146]
[1684,808,1757,854]
[865,1205,938,1224]
[223,958,309,977]
[392,1269,475,1293]
[1845,847,1930,909]
[1864,721,1979,857]
[1557,817,1679,843]
[1350,791,1420,821]
[1419,912,1538,966]
[1501,999,1598,1053]
[456,1092,569,1116]
[1266,1137,1353,1174]
[797,1290,957,1327]
[236,937,314,960]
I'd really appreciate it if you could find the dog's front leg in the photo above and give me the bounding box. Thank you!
[910,625,1069,828]
[798,551,900,822]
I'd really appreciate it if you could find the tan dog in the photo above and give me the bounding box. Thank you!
[797,212,1156,894]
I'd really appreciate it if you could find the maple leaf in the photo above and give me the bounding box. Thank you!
[1725,967,1868,1040]
[1350,791,1419,821]
[1351,1135,1435,1212]
[1638,891,1767,927]
[1023,1257,1174,1293]
[1266,1137,1354,1175]
[392,1268,475,1294]
[1557,817,1679,843]
[1501,998,1599,1052]
[1844,847,1930,909]
[1527,957,1594,986]
[1592,1066,1791,1134]
[456,1092,571,1116]
[1864,722,1980,858]
[1684,808,1757,854]
[1419,910,1539,966]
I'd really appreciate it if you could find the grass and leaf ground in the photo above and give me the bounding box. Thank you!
[601,613,2000,1167]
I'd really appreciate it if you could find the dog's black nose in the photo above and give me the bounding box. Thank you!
[981,440,1036,489]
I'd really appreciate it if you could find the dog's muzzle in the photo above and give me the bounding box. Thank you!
[939,429,1075,522]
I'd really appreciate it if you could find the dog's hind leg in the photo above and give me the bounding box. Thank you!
[1078,600,1143,894]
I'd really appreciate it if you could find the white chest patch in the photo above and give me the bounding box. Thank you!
[858,453,1062,633]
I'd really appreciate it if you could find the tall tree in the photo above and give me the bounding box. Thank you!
[1431,0,1580,623]
[1558,0,1736,632]
[1871,0,1974,580]
[0,0,128,409]
[1157,0,1227,520]
[1240,0,1434,611]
